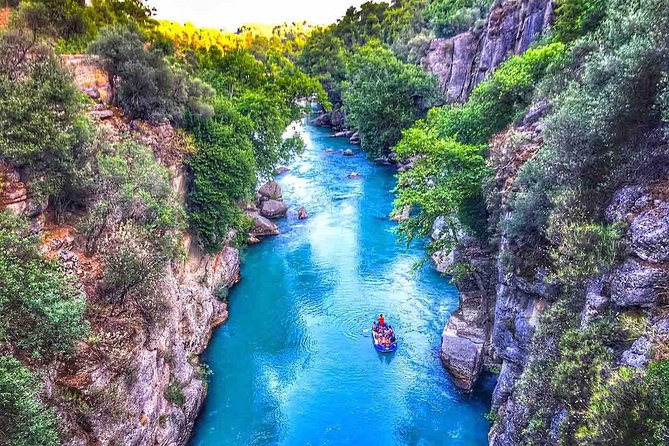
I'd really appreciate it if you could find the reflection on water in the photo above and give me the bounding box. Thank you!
[189,122,494,446]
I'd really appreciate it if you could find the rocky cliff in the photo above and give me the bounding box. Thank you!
[1,56,242,446]
[433,95,669,442]
[422,0,554,103]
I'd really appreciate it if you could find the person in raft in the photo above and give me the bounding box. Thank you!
[378,314,385,327]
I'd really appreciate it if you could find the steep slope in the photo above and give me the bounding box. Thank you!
[1,56,241,446]
[422,0,553,103]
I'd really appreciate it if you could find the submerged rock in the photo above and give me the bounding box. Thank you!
[342,149,355,156]
[347,171,362,179]
[298,207,308,220]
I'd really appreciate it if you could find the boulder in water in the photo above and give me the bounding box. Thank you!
[347,172,362,179]
[342,149,355,157]
[275,166,291,175]
[260,199,288,219]
[349,131,361,145]
[247,211,280,237]
[258,180,282,201]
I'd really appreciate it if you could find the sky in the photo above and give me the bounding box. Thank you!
[150,0,376,31]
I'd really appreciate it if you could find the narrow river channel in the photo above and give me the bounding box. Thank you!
[190,122,494,445]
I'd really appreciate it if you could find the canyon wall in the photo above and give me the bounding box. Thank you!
[422,0,553,103]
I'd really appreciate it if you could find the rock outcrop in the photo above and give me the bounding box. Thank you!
[422,0,554,103]
[439,238,497,390]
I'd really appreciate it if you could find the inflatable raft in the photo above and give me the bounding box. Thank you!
[372,325,397,353]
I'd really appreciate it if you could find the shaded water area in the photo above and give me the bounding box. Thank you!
[190,123,494,445]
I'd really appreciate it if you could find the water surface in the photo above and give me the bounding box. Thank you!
[190,123,494,445]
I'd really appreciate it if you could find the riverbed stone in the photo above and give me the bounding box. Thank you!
[260,199,288,219]
[247,211,280,237]
[258,180,282,201]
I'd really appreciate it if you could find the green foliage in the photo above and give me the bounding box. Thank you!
[0,211,89,359]
[392,43,565,246]
[575,364,669,445]
[12,0,155,51]
[298,28,347,103]
[343,42,438,156]
[85,141,184,255]
[187,111,256,253]
[509,0,669,252]
[332,2,393,48]
[547,221,626,284]
[552,0,608,43]
[423,0,492,38]
[187,48,326,251]
[393,122,491,247]
[164,378,185,406]
[0,31,94,209]
[0,355,59,446]
[89,25,214,124]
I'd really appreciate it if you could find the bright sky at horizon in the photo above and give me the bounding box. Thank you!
[149,0,379,31]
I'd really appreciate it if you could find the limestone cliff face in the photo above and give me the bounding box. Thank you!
[422,0,554,103]
[434,97,669,443]
[0,56,242,446]
[50,234,239,446]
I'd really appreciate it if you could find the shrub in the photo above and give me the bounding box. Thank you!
[85,141,184,255]
[0,355,59,446]
[164,379,185,406]
[0,211,89,359]
[0,31,94,210]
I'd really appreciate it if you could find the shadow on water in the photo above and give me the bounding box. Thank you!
[189,122,495,446]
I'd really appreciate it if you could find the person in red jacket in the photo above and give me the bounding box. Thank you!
[378,314,385,327]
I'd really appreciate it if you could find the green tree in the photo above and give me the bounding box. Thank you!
[423,0,492,38]
[89,25,213,124]
[0,355,59,446]
[343,41,438,156]
[298,28,347,103]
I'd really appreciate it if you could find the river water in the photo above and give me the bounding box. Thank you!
[190,123,494,445]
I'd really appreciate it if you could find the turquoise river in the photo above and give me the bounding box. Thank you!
[190,123,495,445]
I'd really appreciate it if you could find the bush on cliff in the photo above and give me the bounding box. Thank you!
[0,355,59,446]
[89,25,214,124]
[0,211,89,359]
[505,0,669,442]
[0,31,94,211]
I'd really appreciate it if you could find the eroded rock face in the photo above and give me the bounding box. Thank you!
[440,332,483,389]
[610,258,668,308]
[439,238,497,390]
[422,0,553,103]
